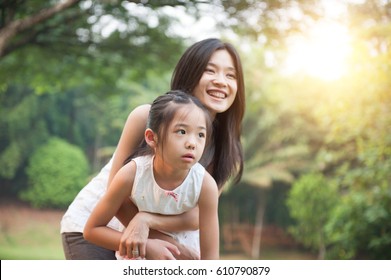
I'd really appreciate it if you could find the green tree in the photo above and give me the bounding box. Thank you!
[0,85,49,194]
[0,0,205,98]
[0,0,192,196]
[21,137,89,208]
[0,72,170,195]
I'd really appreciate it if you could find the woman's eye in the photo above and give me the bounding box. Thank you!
[205,68,214,73]
[199,132,206,138]
[176,129,186,135]
[227,73,237,79]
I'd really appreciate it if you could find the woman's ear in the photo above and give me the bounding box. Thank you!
[145,129,157,148]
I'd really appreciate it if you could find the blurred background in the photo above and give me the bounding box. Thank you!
[0,0,390,260]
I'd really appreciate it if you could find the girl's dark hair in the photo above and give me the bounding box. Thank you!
[171,38,245,189]
[125,90,212,162]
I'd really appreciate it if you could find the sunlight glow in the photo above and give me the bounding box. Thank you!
[283,20,352,81]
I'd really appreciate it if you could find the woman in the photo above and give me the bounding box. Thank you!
[61,38,245,259]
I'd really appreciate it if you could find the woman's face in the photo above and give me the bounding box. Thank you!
[193,49,238,118]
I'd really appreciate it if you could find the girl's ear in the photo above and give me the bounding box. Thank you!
[145,129,157,148]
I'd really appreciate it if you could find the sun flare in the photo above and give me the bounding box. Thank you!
[283,21,352,80]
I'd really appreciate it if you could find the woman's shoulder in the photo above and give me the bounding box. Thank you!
[126,103,151,121]
[134,103,151,111]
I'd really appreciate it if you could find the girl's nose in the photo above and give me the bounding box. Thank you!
[186,139,196,150]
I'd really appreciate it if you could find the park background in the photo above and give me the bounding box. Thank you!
[0,0,390,260]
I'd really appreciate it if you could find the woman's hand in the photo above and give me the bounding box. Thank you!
[119,212,150,259]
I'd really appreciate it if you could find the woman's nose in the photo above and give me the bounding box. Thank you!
[213,72,226,86]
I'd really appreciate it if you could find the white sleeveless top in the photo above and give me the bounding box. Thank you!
[127,155,204,255]
[61,143,213,235]
[131,155,205,215]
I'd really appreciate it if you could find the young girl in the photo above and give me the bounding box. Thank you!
[83,91,219,260]
[61,38,245,259]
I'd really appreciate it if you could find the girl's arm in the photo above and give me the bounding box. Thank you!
[198,172,220,260]
[84,162,137,257]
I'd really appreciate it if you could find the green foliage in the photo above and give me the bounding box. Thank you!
[0,1,188,194]
[0,86,49,184]
[0,67,171,195]
[0,142,22,179]
[326,187,391,260]
[20,137,89,209]
[0,0,188,94]
[314,23,391,258]
[286,173,338,258]
[324,113,391,259]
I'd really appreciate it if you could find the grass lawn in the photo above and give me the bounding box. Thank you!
[0,230,65,260]
[0,199,314,260]
[0,200,65,260]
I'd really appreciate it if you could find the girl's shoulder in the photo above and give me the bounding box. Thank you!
[115,160,137,184]
[198,170,219,207]
[201,170,218,193]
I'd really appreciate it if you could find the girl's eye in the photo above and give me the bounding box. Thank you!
[205,68,214,73]
[176,129,186,135]
[199,132,206,138]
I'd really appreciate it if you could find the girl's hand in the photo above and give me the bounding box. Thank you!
[173,243,200,260]
[145,239,180,260]
[118,210,201,260]
[148,230,200,260]
[119,212,150,259]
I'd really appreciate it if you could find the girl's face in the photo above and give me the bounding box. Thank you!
[193,49,238,118]
[156,104,207,171]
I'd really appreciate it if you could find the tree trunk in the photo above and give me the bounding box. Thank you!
[251,191,267,259]
[318,230,326,260]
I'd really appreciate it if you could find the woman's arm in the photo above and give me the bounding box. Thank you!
[108,104,150,188]
[129,207,199,232]
[198,173,220,260]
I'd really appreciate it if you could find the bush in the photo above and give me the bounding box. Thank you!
[20,137,89,208]
[286,172,338,259]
